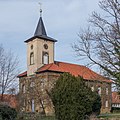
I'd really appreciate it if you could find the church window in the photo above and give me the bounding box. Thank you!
[105,100,108,107]
[31,99,35,112]
[106,87,108,95]
[30,52,34,65]
[41,82,44,91]
[22,84,25,93]
[43,52,49,64]
[91,86,94,91]
[30,81,35,87]
[40,100,44,108]
[98,87,101,95]
[23,99,26,106]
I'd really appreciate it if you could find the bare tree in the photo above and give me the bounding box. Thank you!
[30,80,46,115]
[19,78,53,115]
[73,0,120,87]
[0,45,19,101]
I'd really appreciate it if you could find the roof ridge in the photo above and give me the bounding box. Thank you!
[54,61,85,67]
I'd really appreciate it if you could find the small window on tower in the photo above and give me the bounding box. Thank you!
[44,44,48,49]
[30,52,34,65]
[43,52,49,64]
[31,45,33,50]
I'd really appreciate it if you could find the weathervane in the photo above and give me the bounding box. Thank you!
[39,2,42,17]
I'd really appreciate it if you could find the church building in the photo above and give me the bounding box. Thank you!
[18,10,112,115]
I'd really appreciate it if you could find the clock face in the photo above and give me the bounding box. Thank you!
[44,44,48,49]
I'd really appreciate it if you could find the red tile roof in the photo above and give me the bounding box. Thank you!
[18,61,112,83]
[17,71,27,78]
[0,94,18,109]
[112,92,120,104]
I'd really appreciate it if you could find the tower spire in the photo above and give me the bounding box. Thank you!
[34,3,47,37]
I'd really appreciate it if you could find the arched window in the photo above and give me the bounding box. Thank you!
[106,87,108,95]
[23,99,26,106]
[31,99,35,112]
[91,86,94,91]
[30,52,34,65]
[43,52,49,64]
[98,87,101,95]
[40,79,44,91]
[105,100,108,108]
[22,84,25,93]
[30,81,35,88]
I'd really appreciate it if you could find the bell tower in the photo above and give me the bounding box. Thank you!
[25,8,57,76]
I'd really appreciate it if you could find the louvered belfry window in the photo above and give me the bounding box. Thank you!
[43,52,49,64]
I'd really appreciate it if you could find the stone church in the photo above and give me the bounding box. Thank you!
[18,12,112,115]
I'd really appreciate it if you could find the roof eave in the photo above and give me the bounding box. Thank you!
[17,75,27,78]
[36,70,64,74]
[24,36,57,43]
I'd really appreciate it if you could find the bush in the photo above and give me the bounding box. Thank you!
[0,104,17,120]
[111,107,120,113]
[51,73,101,120]
[92,93,101,115]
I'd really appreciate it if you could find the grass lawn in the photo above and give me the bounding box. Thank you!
[17,114,56,120]
[38,116,56,120]
[98,113,120,118]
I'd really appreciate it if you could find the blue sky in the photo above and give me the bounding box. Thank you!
[0,0,100,72]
